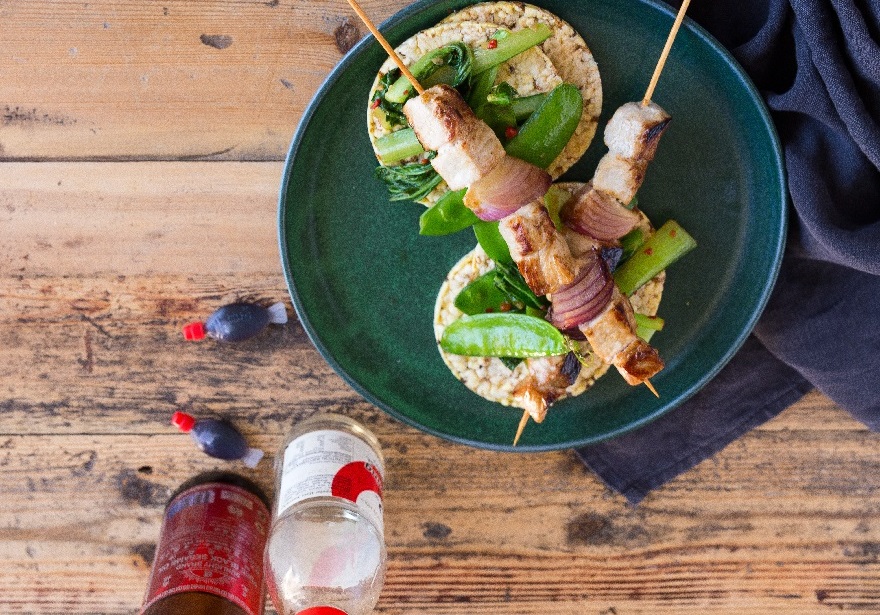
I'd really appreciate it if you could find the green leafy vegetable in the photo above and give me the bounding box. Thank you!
[385,42,474,103]
[371,69,407,127]
[453,270,512,315]
[510,92,547,123]
[375,160,442,202]
[473,220,512,264]
[419,189,476,235]
[493,261,547,310]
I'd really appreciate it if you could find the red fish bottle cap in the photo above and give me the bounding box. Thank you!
[171,411,196,433]
[182,321,206,341]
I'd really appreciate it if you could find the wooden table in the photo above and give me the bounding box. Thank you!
[3,1,879,613]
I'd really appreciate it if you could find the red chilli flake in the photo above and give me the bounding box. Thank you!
[505,126,518,139]
[499,302,512,312]
[487,39,498,49]
[669,229,677,237]
[370,98,381,109]
[644,247,654,256]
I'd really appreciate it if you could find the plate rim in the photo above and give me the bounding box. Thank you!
[278,0,788,452]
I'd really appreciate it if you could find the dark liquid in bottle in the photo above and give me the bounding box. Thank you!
[141,472,270,615]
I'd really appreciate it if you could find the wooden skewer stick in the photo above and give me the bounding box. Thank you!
[346,0,424,95]
[513,409,530,447]
[642,0,692,106]
[644,378,659,398]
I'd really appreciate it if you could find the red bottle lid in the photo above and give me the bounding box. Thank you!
[297,608,349,615]
[171,411,196,433]
[182,321,206,341]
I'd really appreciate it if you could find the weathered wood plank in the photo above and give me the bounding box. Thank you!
[1,0,403,161]
[0,161,282,276]
[1,427,878,614]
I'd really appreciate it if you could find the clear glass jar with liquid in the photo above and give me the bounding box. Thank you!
[264,413,386,615]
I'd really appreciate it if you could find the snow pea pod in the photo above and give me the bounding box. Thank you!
[453,270,509,315]
[505,83,583,169]
[440,313,567,358]
[473,220,512,264]
[419,189,477,236]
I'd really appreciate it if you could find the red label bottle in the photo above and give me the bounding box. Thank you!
[140,472,270,615]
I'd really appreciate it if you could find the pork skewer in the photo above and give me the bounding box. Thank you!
[348,0,686,442]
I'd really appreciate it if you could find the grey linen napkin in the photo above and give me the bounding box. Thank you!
[576,0,880,504]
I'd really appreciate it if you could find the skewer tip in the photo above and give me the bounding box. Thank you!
[513,409,530,446]
[644,379,659,398]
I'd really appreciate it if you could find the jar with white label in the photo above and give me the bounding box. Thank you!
[264,413,386,615]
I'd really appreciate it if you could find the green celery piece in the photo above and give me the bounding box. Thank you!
[375,128,424,164]
[471,25,552,74]
[619,228,645,262]
[636,325,656,343]
[440,313,567,358]
[633,312,665,331]
[614,221,697,295]
[634,312,663,342]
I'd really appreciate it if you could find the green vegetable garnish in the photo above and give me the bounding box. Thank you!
[543,184,571,231]
[419,189,476,236]
[614,220,697,295]
[473,220,512,264]
[385,42,474,103]
[371,69,407,127]
[453,270,511,315]
[375,160,442,202]
[619,228,645,262]
[471,25,552,74]
[440,313,567,358]
[510,92,547,123]
[374,128,424,164]
[493,261,547,310]
[634,313,664,343]
[504,83,583,169]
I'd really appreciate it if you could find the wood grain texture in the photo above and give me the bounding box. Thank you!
[1,0,400,161]
[2,1,879,613]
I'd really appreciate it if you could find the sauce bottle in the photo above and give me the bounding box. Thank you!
[140,472,270,615]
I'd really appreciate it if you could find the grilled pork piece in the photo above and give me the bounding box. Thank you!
[603,101,671,162]
[403,84,505,190]
[498,201,579,296]
[563,101,671,244]
[592,153,647,206]
[513,354,581,423]
[579,287,664,385]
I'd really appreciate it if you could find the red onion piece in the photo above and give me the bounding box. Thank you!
[464,156,552,221]
[561,184,641,241]
[548,250,614,330]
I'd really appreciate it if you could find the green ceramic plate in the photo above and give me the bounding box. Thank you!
[279,0,786,451]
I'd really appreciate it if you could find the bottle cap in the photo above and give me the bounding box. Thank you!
[182,321,206,341]
[171,411,196,433]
